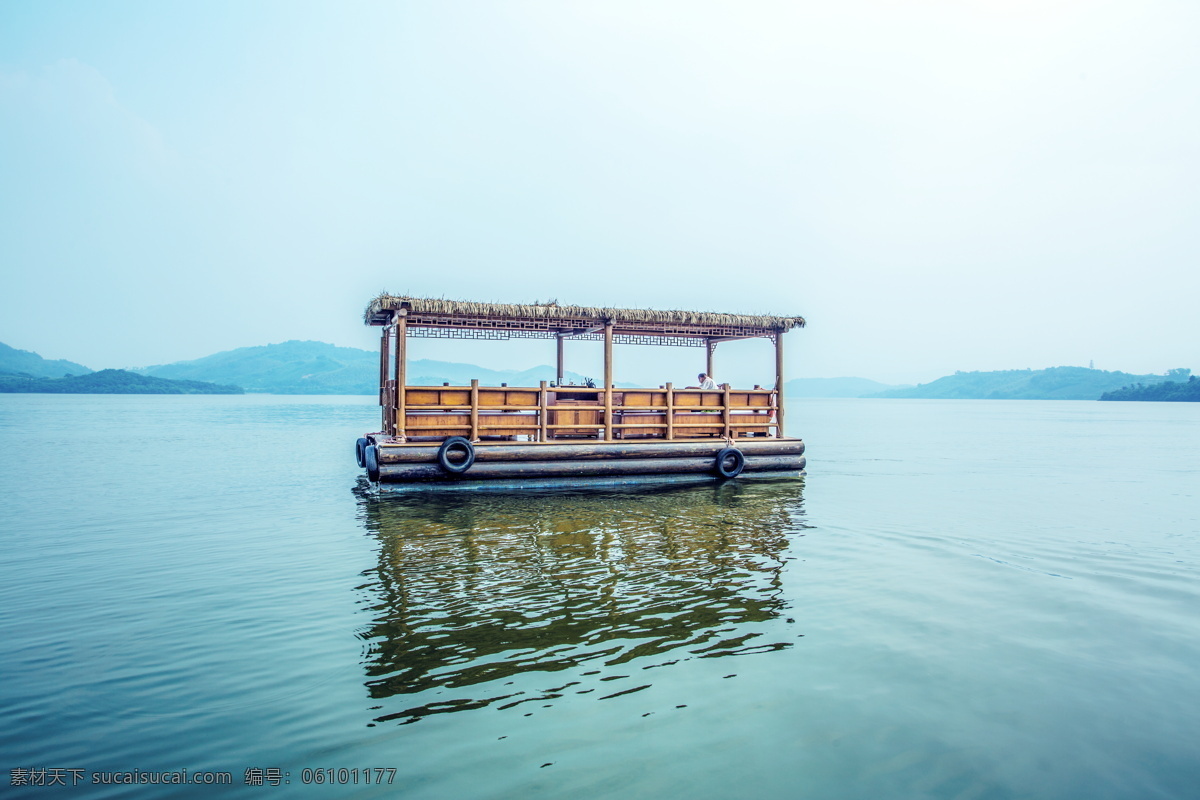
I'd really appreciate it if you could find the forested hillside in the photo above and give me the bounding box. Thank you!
[0,341,91,378]
[872,367,1187,400]
[0,369,242,394]
[1100,375,1200,401]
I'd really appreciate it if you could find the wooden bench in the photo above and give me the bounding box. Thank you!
[403,411,538,439]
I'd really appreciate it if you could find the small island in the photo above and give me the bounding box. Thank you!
[0,369,243,395]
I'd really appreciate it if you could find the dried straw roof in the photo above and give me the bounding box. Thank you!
[364,294,805,336]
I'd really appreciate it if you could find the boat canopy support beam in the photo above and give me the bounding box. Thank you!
[393,310,409,438]
[603,321,614,441]
[774,331,785,438]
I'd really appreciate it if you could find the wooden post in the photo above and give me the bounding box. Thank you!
[603,321,614,441]
[470,379,479,440]
[539,380,549,443]
[556,334,565,386]
[379,326,390,430]
[774,330,785,438]
[665,382,674,440]
[722,382,731,439]
[395,311,407,438]
[706,339,715,380]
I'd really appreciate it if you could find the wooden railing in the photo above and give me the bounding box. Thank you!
[381,380,779,441]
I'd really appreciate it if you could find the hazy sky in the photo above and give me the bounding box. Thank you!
[2,1,1197,385]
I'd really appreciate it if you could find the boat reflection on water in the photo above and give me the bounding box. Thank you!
[353,479,810,725]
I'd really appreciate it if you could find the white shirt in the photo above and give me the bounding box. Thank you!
[698,377,716,389]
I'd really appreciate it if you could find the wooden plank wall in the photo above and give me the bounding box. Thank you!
[390,384,779,441]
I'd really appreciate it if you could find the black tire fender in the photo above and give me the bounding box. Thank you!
[364,444,380,482]
[714,447,745,478]
[356,437,369,468]
[437,437,476,474]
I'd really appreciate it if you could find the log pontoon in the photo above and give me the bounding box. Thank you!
[356,295,806,487]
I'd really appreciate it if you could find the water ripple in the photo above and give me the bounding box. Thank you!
[353,482,810,725]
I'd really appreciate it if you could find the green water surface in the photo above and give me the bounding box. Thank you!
[1,395,1197,798]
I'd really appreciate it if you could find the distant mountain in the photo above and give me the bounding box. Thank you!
[140,340,377,394]
[19,336,1187,401]
[0,369,242,394]
[785,376,908,398]
[139,340,604,394]
[872,367,1187,400]
[1101,374,1200,402]
[0,341,91,378]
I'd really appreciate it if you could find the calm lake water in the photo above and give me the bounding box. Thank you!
[1,395,1197,798]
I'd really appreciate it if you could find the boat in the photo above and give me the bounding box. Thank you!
[355,295,806,488]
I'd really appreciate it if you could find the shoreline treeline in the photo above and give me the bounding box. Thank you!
[1100,374,1200,402]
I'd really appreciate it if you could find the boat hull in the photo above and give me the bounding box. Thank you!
[361,437,805,485]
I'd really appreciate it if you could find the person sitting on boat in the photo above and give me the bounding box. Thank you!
[688,373,716,390]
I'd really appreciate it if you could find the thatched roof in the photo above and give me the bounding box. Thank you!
[364,294,804,339]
